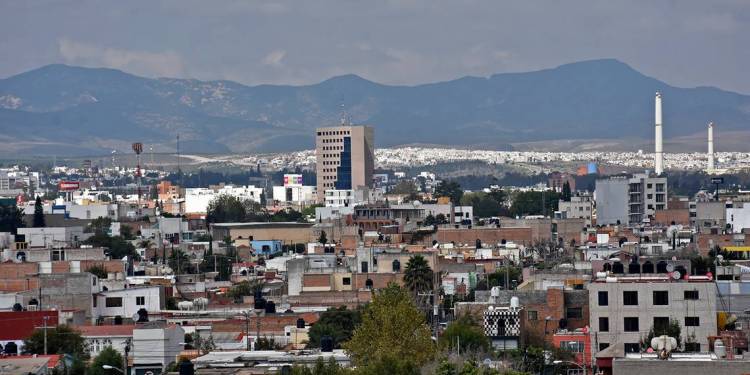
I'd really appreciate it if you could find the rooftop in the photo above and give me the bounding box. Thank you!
[74,324,136,337]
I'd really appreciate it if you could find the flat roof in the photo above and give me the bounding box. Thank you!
[211,222,312,229]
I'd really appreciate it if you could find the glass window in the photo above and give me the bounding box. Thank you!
[105,297,123,307]
[653,317,669,332]
[343,277,351,286]
[685,317,700,326]
[624,343,640,353]
[624,317,639,332]
[599,317,609,332]
[527,310,538,321]
[566,307,583,320]
[653,291,669,305]
[623,291,638,305]
[684,290,699,300]
[136,296,145,305]
[598,291,608,306]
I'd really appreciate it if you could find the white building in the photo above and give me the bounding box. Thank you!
[726,202,750,233]
[76,325,135,358]
[94,286,164,320]
[132,322,185,371]
[272,185,316,205]
[17,227,85,248]
[185,185,264,214]
[558,193,594,225]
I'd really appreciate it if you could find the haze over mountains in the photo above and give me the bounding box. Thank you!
[1,59,749,157]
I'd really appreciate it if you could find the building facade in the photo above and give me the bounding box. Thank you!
[315,125,374,203]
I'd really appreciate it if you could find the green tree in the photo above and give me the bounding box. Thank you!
[436,181,464,205]
[86,264,108,279]
[23,325,87,359]
[509,191,561,217]
[439,315,491,354]
[403,255,434,298]
[33,197,45,227]
[255,335,283,350]
[307,306,362,349]
[391,180,418,195]
[343,283,435,367]
[87,346,123,375]
[0,204,25,235]
[206,194,264,223]
[318,230,328,245]
[641,318,682,350]
[301,204,323,218]
[120,225,135,240]
[423,214,437,226]
[486,267,522,290]
[168,248,194,274]
[460,192,505,218]
[87,217,113,235]
[290,357,348,375]
[435,213,449,224]
[561,181,572,202]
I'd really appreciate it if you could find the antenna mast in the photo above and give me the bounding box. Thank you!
[132,142,143,218]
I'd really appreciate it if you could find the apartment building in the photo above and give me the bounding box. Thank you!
[588,279,716,357]
[558,193,594,225]
[315,125,374,203]
[595,174,667,225]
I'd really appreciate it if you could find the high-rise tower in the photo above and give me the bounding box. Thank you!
[654,92,663,175]
[315,124,374,203]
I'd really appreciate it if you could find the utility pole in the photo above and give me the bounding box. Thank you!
[43,316,48,355]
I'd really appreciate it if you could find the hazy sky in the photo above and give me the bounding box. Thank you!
[2,0,749,93]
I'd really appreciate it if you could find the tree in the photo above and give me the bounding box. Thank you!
[435,213,449,224]
[509,191,561,217]
[641,318,682,350]
[403,255,433,299]
[460,192,506,218]
[436,181,463,205]
[87,217,113,235]
[255,336,283,350]
[486,267,522,290]
[391,180,418,196]
[86,264,108,279]
[562,181,572,202]
[120,225,135,240]
[206,194,256,223]
[226,280,264,301]
[87,346,123,375]
[168,248,194,274]
[291,357,348,375]
[423,214,437,226]
[307,306,362,349]
[33,197,45,227]
[0,204,25,234]
[23,325,87,359]
[439,315,490,354]
[343,283,435,367]
[318,230,328,245]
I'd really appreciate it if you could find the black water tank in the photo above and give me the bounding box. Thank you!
[265,301,276,314]
[137,308,149,323]
[254,297,266,310]
[296,318,305,328]
[178,360,195,375]
[628,262,641,274]
[114,315,123,325]
[321,336,334,352]
[612,262,625,274]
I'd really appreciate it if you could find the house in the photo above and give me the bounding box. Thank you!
[132,321,185,373]
[94,286,164,322]
[75,325,135,358]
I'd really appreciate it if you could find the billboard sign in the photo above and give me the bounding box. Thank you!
[283,174,303,187]
[58,181,80,191]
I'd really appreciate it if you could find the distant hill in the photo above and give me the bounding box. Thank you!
[1,59,749,156]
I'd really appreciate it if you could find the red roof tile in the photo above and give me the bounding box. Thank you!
[73,325,136,337]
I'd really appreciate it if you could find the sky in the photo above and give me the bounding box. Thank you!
[1,0,749,93]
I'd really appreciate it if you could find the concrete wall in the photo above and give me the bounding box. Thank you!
[595,178,629,226]
[588,281,717,356]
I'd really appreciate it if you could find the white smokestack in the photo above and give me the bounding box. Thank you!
[654,92,663,175]
[708,122,715,170]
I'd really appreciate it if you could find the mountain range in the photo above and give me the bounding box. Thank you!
[1,59,749,156]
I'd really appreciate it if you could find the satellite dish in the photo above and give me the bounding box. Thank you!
[483,358,492,366]
[666,263,675,272]
[671,271,681,280]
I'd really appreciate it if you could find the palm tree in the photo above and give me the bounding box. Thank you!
[403,255,433,297]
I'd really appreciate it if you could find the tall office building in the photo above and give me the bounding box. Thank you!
[315,125,374,202]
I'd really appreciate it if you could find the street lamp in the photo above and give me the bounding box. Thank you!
[553,360,586,375]
[102,365,125,374]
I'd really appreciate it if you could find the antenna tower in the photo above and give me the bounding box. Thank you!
[132,142,143,217]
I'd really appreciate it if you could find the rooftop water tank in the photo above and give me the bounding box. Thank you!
[510,296,520,308]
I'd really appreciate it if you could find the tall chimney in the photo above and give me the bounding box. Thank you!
[654,92,663,175]
[708,122,715,171]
